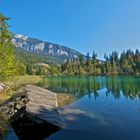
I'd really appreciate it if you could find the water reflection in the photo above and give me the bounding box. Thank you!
[40,76,140,100]
[2,76,140,140]
[10,118,60,140]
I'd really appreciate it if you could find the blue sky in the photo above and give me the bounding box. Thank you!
[0,0,140,59]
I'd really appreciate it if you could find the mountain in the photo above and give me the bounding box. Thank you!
[12,34,83,64]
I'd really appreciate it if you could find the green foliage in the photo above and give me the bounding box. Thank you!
[14,48,58,65]
[48,65,61,76]
[0,13,15,80]
[56,49,140,76]
[26,64,33,75]
[18,48,139,76]
[36,66,46,75]
[78,66,86,76]
[79,55,85,67]
[16,61,26,75]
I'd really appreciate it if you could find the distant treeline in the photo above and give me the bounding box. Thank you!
[49,50,140,76]
[15,48,140,77]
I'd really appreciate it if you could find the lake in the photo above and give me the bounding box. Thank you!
[3,76,140,140]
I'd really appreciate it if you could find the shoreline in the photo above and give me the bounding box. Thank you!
[0,76,43,103]
[1,74,139,103]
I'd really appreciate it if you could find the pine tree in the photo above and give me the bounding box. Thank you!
[92,51,97,64]
[86,52,90,66]
[36,66,46,75]
[135,49,140,73]
[16,61,26,75]
[0,13,15,80]
[78,55,85,67]
[26,64,33,75]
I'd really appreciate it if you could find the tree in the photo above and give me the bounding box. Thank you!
[0,13,15,80]
[49,49,140,76]
[86,58,93,75]
[16,61,26,75]
[48,65,61,76]
[78,66,86,76]
[36,66,46,75]
[86,52,90,66]
[92,51,97,64]
[78,55,85,67]
[135,49,140,73]
[113,51,119,64]
[26,64,33,75]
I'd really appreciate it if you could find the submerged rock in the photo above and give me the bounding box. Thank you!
[57,93,77,107]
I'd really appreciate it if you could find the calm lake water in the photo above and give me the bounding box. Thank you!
[4,76,140,140]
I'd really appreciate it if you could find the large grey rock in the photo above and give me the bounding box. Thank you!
[0,85,64,127]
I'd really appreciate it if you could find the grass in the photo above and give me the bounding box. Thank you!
[12,75,43,89]
[0,75,43,103]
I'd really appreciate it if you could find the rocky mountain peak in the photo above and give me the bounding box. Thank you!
[12,34,83,62]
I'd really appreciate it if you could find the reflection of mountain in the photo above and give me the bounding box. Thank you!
[40,76,140,100]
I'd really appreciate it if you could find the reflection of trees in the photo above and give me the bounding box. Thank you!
[105,76,140,100]
[41,76,102,99]
[41,76,140,100]
[105,76,121,99]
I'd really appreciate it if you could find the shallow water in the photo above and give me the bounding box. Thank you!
[3,76,140,140]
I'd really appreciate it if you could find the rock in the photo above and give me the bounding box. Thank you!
[0,85,64,128]
[0,83,5,91]
[57,93,77,107]
[0,86,4,90]
[0,83,6,87]
[15,104,21,110]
